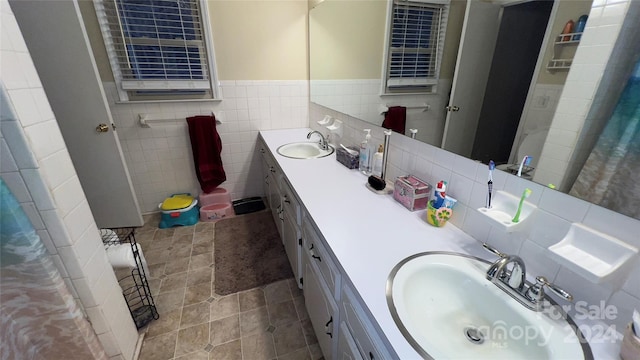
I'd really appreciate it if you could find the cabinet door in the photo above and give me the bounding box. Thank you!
[341,285,393,360]
[304,251,338,360]
[338,322,364,360]
[269,170,283,237]
[282,212,301,286]
[261,159,271,209]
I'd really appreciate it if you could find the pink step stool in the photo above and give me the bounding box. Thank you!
[199,188,235,222]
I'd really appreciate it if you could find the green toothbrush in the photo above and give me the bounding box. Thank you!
[512,188,532,223]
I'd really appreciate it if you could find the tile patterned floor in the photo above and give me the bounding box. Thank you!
[135,214,322,360]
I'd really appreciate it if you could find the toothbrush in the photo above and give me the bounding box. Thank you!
[487,160,495,208]
[517,155,532,177]
[512,188,532,223]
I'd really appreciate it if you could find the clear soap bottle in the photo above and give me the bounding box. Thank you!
[359,129,372,175]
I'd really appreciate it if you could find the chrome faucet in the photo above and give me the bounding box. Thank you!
[483,243,572,312]
[307,131,329,150]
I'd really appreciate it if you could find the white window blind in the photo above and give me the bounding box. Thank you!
[384,0,448,92]
[95,0,217,98]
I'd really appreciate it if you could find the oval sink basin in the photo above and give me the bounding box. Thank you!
[277,142,334,159]
[387,252,591,359]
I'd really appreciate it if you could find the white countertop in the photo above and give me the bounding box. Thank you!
[259,128,618,360]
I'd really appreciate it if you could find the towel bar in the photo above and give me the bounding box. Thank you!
[138,112,223,128]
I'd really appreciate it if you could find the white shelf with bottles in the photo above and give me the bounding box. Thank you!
[547,32,582,73]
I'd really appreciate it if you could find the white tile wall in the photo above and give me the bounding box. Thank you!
[0,1,137,358]
[103,80,309,213]
[311,99,640,335]
[310,79,450,147]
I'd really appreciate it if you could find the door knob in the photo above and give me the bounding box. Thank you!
[445,105,460,112]
[96,123,110,133]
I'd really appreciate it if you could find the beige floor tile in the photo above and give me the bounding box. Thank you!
[239,288,266,312]
[173,245,193,258]
[190,253,213,270]
[160,272,188,293]
[155,288,186,313]
[278,347,311,360]
[209,339,242,360]
[154,228,175,240]
[147,263,166,279]
[181,301,211,328]
[308,343,323,360]
[300,319,317,346]
[240,306,270,336]
[288,278,303,298]
[146,249,170,265]
[146,307,180,338]
[148,278,161,296]
[174,225,196,236]
[164,257,190,275]
[139,331,176,360]
[273,321,307,357]
[210,293,239,321]
[292,296,308,321]
[195,222,214,233]
[209,315,241,346]
[187,268,213,287]
[192,242,214,256]
[184,283,212,306]
[172,234,194,247]
[173,350,208,360]
[152,238,173,251]
[176,322,209,357]
[264,280,292,305]
[193,232,214,245]
[240,332,276,360]
[268,300,298,328]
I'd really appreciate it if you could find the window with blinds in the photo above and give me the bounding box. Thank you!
[95,0,218,100]
[384,0,448,93]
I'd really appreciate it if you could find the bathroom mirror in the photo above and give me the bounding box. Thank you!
[310,0,640,220]
[310,0,591,165]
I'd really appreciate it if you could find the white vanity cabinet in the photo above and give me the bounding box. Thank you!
[259,138,303,287]
[303,233,339,360]
[258,133,397,360]
[341,284,393,360]
[281,179,303,287]
[338,322,364,360]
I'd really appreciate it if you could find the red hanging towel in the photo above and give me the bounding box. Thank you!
[381,106,406,135]
[186,115,226,193]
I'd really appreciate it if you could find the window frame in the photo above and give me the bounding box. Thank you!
[94,0,221,102]
[381,0,450,95]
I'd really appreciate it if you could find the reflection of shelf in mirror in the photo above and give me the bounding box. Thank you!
[554,32,582,44]
[547,59,573,72]
[548,223,638,284]
[477,191,536,233]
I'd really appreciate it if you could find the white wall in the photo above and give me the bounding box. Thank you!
[106,80,309,213]
[1,1,138,358]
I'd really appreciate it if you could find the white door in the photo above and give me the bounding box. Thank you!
[441,1,502,157]
[10,0,143,228]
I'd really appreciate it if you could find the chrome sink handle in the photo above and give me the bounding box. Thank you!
[526,276,574,302]
[483,242,506,258]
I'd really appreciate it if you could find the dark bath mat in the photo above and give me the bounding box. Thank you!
[214,210,292,295]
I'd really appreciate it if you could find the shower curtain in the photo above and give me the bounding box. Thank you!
[0,179,107,359]
[570,58,640,219]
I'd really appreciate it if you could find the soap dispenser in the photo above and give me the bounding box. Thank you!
[372,144,383,177]
[359,129,372,175]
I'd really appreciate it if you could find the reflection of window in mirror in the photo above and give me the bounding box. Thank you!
[382,0,449,94]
